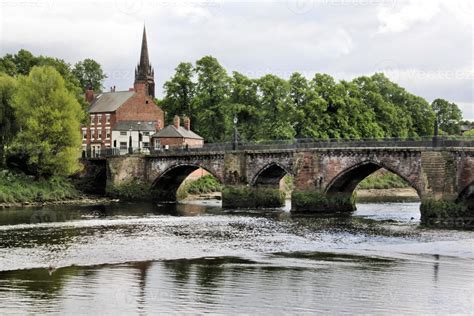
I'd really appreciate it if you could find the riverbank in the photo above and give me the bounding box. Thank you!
[183,188,420,203]
[0,170,116,209]
[0,196,117,209]
[356,188,420,203]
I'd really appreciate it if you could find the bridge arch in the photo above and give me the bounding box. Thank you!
[151,164,221,203]
[251,162,292,187]
[325,160,421,197]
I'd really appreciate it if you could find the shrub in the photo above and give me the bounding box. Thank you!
[292,189,355,213]
[106,178,151,201]
[0,170,79,203]
[186,175,222,195]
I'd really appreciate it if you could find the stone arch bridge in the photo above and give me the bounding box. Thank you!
[102,140,474,224]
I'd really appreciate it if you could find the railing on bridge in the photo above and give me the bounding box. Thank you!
[84,136,474,158]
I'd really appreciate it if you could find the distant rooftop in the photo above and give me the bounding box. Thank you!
[115,121,157,132]
[88,91,135,113]
[152,125,203,140]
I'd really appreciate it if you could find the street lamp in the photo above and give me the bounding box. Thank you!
[233,115,238,150]
[137,122,142,151]
[433,115,439,148]
[129,126,133,154]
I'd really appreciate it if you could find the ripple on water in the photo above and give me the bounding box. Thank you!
[0,201,473,314]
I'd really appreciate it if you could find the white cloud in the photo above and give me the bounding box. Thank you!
[376,0,441,33]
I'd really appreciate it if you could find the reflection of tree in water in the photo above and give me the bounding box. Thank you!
[0,266,82,300]
[130,261,153,311]
[164,257,226,306]
[195,259,225,289]
[163,260,192,285]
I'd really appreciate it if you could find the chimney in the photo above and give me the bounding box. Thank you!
[184,116,191,131]
[173,115,180,129]
[85,87,94,103]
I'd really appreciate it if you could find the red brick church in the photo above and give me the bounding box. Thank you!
[82,26,203,156]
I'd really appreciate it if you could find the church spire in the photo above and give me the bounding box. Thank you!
[134,25,155,98]
[139,25,149,72]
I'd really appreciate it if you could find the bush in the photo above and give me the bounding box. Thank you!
[420,199,472,228]
[186,175,222,195]
[106,178,151,201]
[0,170,79,203]
[292,189,355,213]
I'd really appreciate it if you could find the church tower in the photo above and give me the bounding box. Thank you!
[134,25,155,98]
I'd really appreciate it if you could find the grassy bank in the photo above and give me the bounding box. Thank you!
[0,170,80,204]
[177,175,222,200]
[357,170,410,190]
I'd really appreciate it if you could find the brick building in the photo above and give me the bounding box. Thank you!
[82,26,164,156]
[151,116,204,150]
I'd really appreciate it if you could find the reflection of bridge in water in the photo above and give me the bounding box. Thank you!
[90,137,474,226]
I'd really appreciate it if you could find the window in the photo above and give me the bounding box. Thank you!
[97,114,102,125]
[120,131,127,136]
[106,114,110,125]
[120,142,127,150]
[143,142,150,148]
[91,128,95,140]
[82,129,87,140]
[97,130,102,140]
[106,129,111,139]
[90,115,95,124]
[143,132,150,136]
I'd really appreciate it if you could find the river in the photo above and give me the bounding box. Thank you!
[0,201,473,315]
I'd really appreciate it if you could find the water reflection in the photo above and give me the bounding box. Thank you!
[1,253,471,314]
[0,201,473,313]
[0,266,81,300]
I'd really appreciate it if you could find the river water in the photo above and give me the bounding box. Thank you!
[0,201,473,315]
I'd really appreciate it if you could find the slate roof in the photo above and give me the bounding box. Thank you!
[88,91,135,113]
[152,125,203,140]
[115,121,157,132]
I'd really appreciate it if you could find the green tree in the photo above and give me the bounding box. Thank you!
[0,74,18,167]
[431,98,463,135]
[9,66,84,177]
[162,62,196,123]
[0,54,17,77]
[257,74,295,140]
[194,56,230,142]
[228,71,261,141]
[72,58,107,92]
[289,73,310,138]
[12,49,38,75]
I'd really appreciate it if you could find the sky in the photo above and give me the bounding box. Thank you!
[1,0,473,119]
